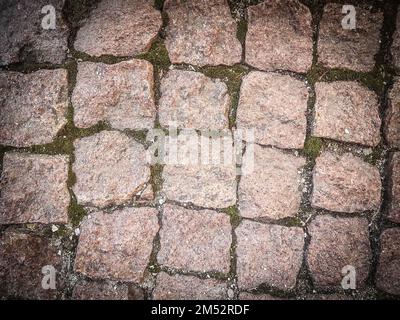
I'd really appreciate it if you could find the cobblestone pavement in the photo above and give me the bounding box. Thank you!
[0,0,400,300]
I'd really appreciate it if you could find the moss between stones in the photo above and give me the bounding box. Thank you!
[222,206,242,228]
[136,37,171,70]
[302,136,323,159]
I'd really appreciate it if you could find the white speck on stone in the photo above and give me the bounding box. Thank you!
[51,225,59,232]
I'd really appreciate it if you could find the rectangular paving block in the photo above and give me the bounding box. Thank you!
[72,59,156,130]
[0,69,69,147]
[238,144,305,219]
[385,78,400,148]
[318,3,383,71]
[74,207,159,283]
[245,0,313,73]
[311,152,381,213]
[376,228,400,295]
[389,153,400,223]
[0,231,63,299]
[307,215,371,289]
[236,220,304,290]
[237,71,308,149]
[313,81,381,147]
[0,0,69,65]
[157,204,231,273]
[164,0,242,66]
[74,0,162,57]
[391,11,400,70]
[153,272,227,300]
[0,152,70,225]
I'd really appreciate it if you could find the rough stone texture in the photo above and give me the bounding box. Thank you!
[307,215,371,289]
[237,72,309,149]
[385,79,400,148]
[303,294,352,300]
[162,134,237,208]
[0,0,69,65]
[74,0,162,57]
[0,69,69,147]
[153,272,227,300]
[72,59,156,130]
[313,81,381,147]
[164,0,242,66]
[245,0,313,73]
[159,70,229,130]
[0,231,62,299]
[376,228,400,295]
[73,131,150,208]
[389,153,400,223]
[236,220,304,290]
[74,207,159,282]
[158,205,231,273]
[393,12,400,70]
[311,152,381,213]
[72,280,129,300]
[0,152,69,225]
[238,145,305,219]
[239,293,279,300]
[318,3,382,72]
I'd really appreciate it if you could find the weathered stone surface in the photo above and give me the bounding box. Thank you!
[0,69,69,147]
[318,3,383,71]
[73,131,150,208]
[239,292,279,300]
[72,280,129,300]
[313,81,381,147]
[237,72,308,149]
[0,231,62,299]
[238,145,305,219]
[74,0,162,57]
[153,272,227,300]
[164,0,242,66]
[0,152,69,225]
[311,152,381,213]
[376,228,400,295]
[245,0,313,73]
[303,294,352,300]
[74,207,159,282]
[393,12,400,70]
[236,220,304,290]
[307,215,371,288]
[73,59,156,130]
[389,153,400,223]
[385,79,400,148]
[159,70,229,130]
[0,0,69,65]
[158,204,231,273]
[162,134,237,208]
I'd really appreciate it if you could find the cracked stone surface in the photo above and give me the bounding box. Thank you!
[0,231,63,299]
[311,152,381,213]
[159,70,229,130]
[389,153,400,223]
[153,272,227,300]
[318,3,383,72]
[72,59,156,130]
[0,152,70,225]
[72,131,150,208]
[0,69,69,147]
[307,215,371,289]
[386,78,400,148]
[237,71,309,149]
[74,207,159,282]
[376,228,400,295]
[72,280,129,300]
[313,81,381,147]
[162,134,237,208]
[236,220,304,290]
[238,145,305,219]
[0,0,69,65]
[164,0,242,66]
[74,0,162,57]
[245,0,313,73]
[158,204,231,273]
